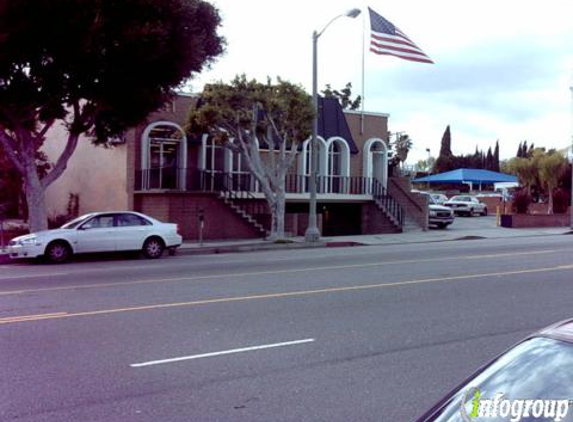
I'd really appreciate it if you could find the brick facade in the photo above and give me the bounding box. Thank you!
[135,192,260,240]
[388,177,428,230]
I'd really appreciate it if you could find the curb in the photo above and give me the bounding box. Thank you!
[176,241,329,256]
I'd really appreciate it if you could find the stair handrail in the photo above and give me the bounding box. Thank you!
[372,178,404,227]
[220,172,270,233]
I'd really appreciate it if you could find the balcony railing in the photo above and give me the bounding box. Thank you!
[135,168,383,196]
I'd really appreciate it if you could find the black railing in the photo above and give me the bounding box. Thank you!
[135,167,387,196]
[372,178,404,227]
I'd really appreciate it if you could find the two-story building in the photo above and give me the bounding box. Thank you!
[43,94,427,240]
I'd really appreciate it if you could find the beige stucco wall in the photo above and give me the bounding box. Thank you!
[42,123,128,218]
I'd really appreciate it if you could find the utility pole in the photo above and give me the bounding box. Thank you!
[569,83,573,230]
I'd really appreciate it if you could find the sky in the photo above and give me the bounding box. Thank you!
[189,0,573,164]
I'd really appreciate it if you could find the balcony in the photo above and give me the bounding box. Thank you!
[135,168,383,197]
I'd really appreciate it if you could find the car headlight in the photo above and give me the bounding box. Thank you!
[429,210,437,217]
[17,235,40,246]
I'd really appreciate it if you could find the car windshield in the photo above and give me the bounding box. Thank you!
[420,193,438,205]
[424,337,573,421]
[60,213,96,229]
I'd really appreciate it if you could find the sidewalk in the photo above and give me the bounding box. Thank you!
[177,225,572,254]
[1,225,572,263]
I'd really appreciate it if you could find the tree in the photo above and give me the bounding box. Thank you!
[433,125,455,173]
[188,75,314,240]
[0,0,224,231]
[538,151,568,214]
[493,140,500,172]
[321,83,361,110]
[415,157,435,172]
[486,147,493,170]
[506,157,537,195]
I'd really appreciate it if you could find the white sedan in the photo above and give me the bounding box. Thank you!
[443,195,488,216]
[8,211,182,263]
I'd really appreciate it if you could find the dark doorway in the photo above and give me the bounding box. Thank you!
[287,203,362,236]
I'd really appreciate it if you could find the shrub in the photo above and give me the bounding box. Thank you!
[552,188,570,214]
[512,188,531,214]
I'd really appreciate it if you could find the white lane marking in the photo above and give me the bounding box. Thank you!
[130,338,315,368]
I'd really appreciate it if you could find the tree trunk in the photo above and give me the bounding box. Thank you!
[23,161,48,232]
[548,188,554,215]
[268,189,286,241]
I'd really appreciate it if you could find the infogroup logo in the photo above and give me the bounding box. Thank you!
[461,387,571,422]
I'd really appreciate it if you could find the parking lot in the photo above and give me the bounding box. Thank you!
[432,214,499,232]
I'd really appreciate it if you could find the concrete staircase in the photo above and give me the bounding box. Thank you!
[373,196,403,232]
[218,193,269,238]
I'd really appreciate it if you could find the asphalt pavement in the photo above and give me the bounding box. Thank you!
[1,231,573,422]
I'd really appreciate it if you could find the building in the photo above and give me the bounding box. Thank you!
[44,94,427,240]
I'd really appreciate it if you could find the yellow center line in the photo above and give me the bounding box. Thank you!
[0,249,565,297]
[2,264,573,326]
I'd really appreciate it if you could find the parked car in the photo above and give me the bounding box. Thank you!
[428,193,449,205]
[444,195,488,216]
[475,192,503,200]
[7,211,182,263]
[419,192,455,229]
[415,318,573,422]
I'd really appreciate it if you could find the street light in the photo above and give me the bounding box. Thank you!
[569,83,573,230]
[305,8,361,243]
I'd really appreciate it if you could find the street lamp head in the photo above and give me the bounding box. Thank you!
[346,8,361,18]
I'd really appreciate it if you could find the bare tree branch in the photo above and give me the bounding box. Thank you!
[40,131,80,188]
[37,119,55,142]
[0,129,25,174]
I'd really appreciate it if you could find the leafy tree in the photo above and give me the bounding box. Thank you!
[516,142,524,158]
[0,0,224,231]
[321,83,361,110]
[538,151,568,214]
[415,157,435,172]
[486,147,493,170]
[433,125,455,173]
[493,140,500,172]
[506,157,537,195]
[188,75,314,240]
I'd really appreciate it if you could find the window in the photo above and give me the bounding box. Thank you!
[117,213,151,227]
[141,122,187,190]
[82,215,115,229]
[204,137,227,190]
[425,338,573,422]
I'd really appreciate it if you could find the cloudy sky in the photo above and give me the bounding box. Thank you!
[190,0,573,164]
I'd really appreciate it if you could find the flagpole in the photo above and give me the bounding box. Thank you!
[360,4,366,135]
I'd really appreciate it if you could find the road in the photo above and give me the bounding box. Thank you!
[1,234,573,422]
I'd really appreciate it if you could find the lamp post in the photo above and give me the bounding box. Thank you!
[305,8,361,243]
[569,83,573,230]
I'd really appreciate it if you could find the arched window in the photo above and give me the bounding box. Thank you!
[141,122,187,190]
[363,138,388,191]
[325,137,350,193]
[298,137,328,193]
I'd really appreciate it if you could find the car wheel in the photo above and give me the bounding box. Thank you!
[468,208,475,217]
[142,237,164,259]
[45,241,72,264]
[481,207,488,216]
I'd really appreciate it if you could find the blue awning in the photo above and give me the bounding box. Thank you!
[413,168,517,184]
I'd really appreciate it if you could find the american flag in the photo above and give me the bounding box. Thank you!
[369,7,434,64]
